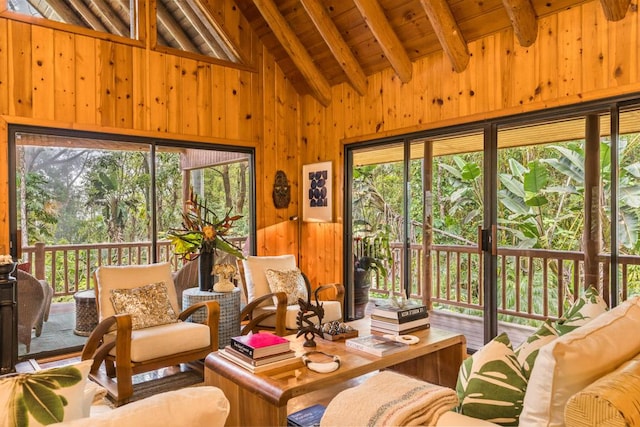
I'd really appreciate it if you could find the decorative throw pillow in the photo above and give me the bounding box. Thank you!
[110,282,178,330]
[514,319,559,381]
[456,332,527,426]
[555,285,608,335]
[0,359,93,426]
[264,268,308,305]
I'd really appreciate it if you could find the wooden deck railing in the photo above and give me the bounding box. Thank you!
[21,238,246,298]
[370,243,640,325]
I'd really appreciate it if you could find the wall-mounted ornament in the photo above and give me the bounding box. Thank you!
[272,170,291,209]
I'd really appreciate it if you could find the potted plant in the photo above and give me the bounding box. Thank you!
[166,188,244,291]
[353,227,392,315]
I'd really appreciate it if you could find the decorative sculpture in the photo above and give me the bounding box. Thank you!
[296,295,324,348]
[272,170,291,208]
[213,263,236,292]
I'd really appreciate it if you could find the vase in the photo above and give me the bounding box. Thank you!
[0,262,17,282]
[198,251,215,292]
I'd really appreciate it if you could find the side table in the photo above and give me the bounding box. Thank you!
[73,289,98,336]
[182,287,241,349]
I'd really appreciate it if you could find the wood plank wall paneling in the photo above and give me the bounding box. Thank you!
[1,0,640,292]
[299,2,640,288]
[0,0,304,267]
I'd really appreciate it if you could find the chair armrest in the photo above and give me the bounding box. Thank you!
[315,283,345,321]
[240,292,288,336]
[81,314,132,376]
[179,300,219,352]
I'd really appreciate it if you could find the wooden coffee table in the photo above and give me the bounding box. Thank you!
[204,318,466,426]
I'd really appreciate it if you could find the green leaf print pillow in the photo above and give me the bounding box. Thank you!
[556,286,608,335]
[514,319,559,381]
[0,359,92,426]
[456,333,527,426]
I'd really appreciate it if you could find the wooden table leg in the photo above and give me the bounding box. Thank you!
[205,368,288,426]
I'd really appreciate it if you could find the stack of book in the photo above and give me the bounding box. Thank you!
[370,302,430,335]
[218,332,299,373]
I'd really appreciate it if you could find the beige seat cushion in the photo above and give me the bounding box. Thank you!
[520,296,640,427]
[564,355,640,427]
[254,300,342,330]
[107,321,210,362]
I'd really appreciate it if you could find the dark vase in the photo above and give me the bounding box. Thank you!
[353,268,371,319]
[198,251,215,292]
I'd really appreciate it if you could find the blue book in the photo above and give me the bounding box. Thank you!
[287,404,326,427]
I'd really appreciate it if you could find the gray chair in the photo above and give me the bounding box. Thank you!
[16,270,48,352]
[172,260,198,310]
[17,269,53,337]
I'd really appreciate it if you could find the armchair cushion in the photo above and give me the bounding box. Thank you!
[242,255,297,302]
[107,321,211,362]
[109,282,178,330]
[265,268,307,305]
[0,360,93,426]
[96,263,179,321]
[254,300,343,330]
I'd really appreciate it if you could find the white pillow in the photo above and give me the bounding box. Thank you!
[58,386,229,427]
[519,296,640,427]
[0,360,93,426]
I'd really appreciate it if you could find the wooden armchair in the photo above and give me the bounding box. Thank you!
[81,262,220,406]
[237,255,344,336]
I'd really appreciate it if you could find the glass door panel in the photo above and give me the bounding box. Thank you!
[429,130,485,350]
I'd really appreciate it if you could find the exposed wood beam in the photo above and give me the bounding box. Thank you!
[87,0,129,37]
[38,0,85,27]
[599,0,631,21]
[252,0,332,106]
[300,0,367,96]
[156,0,200,52]
[67,0,108,32]
[501,0,537,47]
[418,0,469,73]
[352,0,412,83]
[175,0,228,59]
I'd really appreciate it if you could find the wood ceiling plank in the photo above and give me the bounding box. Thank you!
[501,0,538,46]
[40,0,85,27]
[252,0,332,106]
[300,0,367,95]
[599,0,631,20]
[67,0,108,32]
[418,0,469,73]
[157,1,200,51]
[87,0,130,36]
[352,0,412,83]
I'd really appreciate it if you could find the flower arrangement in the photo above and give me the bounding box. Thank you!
[166,189,244,261]
[0,255,14,265]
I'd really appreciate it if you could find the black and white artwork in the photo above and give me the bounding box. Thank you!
[302,161,332,222]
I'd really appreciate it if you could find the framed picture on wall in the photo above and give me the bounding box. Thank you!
[302,161,332,222]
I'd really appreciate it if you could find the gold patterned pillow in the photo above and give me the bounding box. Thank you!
[110,282,178,330]
[265,268,308,305]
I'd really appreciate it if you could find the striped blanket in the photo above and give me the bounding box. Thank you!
[320,371,458,426]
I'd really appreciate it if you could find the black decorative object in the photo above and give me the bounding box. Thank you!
[0,262,18,374]
[296,293,325,348]
[198,250,215,292]
[272,170,291,209]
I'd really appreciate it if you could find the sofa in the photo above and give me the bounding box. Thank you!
[0,359,229,427]
[322,292,640,426]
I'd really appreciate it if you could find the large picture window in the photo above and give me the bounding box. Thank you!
[9,126,255,359]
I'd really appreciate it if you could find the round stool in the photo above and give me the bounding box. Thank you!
[74,289,98,336]
[182,287,241,349]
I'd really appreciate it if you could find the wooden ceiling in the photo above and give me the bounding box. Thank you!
[236,0,632,106]
[13,0,633,106]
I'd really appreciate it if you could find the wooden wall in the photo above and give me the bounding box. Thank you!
[298,1,640,287]
[0,1,303,264]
